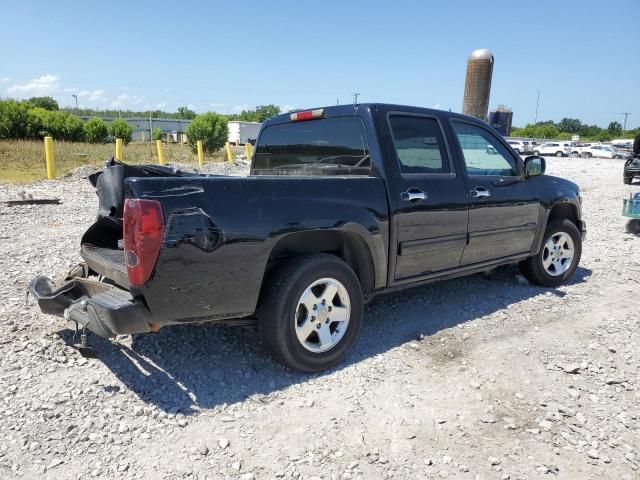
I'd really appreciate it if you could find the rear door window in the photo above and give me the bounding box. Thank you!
[253,116,370,175]
[388,115,451,174]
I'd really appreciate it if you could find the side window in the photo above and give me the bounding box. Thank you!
[388,115,450,174]
[452,122,517,176]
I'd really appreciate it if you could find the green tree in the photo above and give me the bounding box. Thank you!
[185,112,228,153]
[28,96,59,111]
[253,104,281,122]
[557,118,582,134]
[109,118,133,144]
[607,121,622,136]
[0,100,31,138]
[152,127,163,140]
[27,108,83,141]
[176,106,196,120]
[83,117,109,143]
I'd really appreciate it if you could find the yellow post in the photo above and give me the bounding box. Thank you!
[115,138,123,161]
[44,136,55,179]
[156,140,165,165]
[225,141,233,162]
[245,142,252,160]
[197,140,204,167]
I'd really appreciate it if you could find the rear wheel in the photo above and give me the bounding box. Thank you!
[519,219,582,287]
[556,151,564,157]
[533,150,540,156]
[257,254,363,372]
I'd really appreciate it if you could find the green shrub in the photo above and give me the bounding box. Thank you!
[109,118,133,144]
[84,117,110,143]
[26,108,84,141]
[0,100,31,138]
[152,127,163,140]
[185,112,228,153]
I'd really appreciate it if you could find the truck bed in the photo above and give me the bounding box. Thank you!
[80,244,128,289]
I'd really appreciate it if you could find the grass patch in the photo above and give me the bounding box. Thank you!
[0,140,228,183]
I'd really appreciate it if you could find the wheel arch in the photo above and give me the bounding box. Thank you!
[532,201,581,254]
[265,229,377,296]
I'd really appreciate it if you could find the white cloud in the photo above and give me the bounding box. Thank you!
[0,76,10,83]
[77,89,106,102]
[232,103,250,113]
[7,74,61,97]
[110,93,143,107]
[432,104,442,110]
[210,102,226,109]
[280,104,295,113]
[155,102,167,109]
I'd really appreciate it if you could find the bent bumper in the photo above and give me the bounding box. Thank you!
[28,268,152,338]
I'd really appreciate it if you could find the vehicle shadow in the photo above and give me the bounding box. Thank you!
[57,265,592,415]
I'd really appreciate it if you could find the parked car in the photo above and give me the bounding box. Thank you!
[506,140,532,155]
[624,156,640,184]
[612,139,633,150]
[29,104,586,372]
[578,144,628,159]
[533,142,575,157]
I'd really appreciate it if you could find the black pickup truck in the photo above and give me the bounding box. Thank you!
[29,104,586,372]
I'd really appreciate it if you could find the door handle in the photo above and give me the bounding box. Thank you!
[401,189,427,202]
[471,186,491,198]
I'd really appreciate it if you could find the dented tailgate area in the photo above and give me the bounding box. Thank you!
[27,159,194,339]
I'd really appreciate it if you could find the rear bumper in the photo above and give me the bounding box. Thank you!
[28,266,152,338]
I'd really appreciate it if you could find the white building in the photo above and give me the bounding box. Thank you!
[228,121,262,145]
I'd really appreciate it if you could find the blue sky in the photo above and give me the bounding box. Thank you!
[1,0,638,128]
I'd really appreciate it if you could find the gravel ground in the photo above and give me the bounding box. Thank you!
[0,157,638,480]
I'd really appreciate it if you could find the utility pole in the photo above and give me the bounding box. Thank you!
[534,89,540,124]
[352,93,360,106]
[72,94,78,114]
[620,113,631,135]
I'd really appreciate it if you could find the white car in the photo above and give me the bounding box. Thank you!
[533,142,575,157]
[505,140,532,155]
[579,144,627,159]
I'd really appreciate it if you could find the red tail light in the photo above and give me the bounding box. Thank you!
[123,199,164,286]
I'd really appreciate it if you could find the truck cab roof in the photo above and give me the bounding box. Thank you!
[263,103,482,127]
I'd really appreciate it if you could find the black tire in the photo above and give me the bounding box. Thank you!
[257,254,363,372]
[519,219,582,287]
[627,220,640,235]
[556,151,564,157]
[514,148,520,154]
[533,150,540,156]
[624,175,632,185]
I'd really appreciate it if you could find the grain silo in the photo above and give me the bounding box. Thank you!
[462,49,494,121]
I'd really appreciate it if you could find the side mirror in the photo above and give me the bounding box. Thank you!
[524,156,545,178]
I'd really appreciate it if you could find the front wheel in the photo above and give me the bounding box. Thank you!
[556,151,564,157]
[519,219,582,287]
[533,150,540,156]
[624,175,632,185]
[257,254,363,372]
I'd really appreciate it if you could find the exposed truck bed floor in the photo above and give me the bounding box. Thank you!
[80,244,129,288]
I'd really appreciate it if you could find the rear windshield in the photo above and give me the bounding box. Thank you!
[252,116,370,175]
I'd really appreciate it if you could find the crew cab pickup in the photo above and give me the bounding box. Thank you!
[29,104,586,372]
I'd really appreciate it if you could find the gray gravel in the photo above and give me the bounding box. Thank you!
[0,157,638,479]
